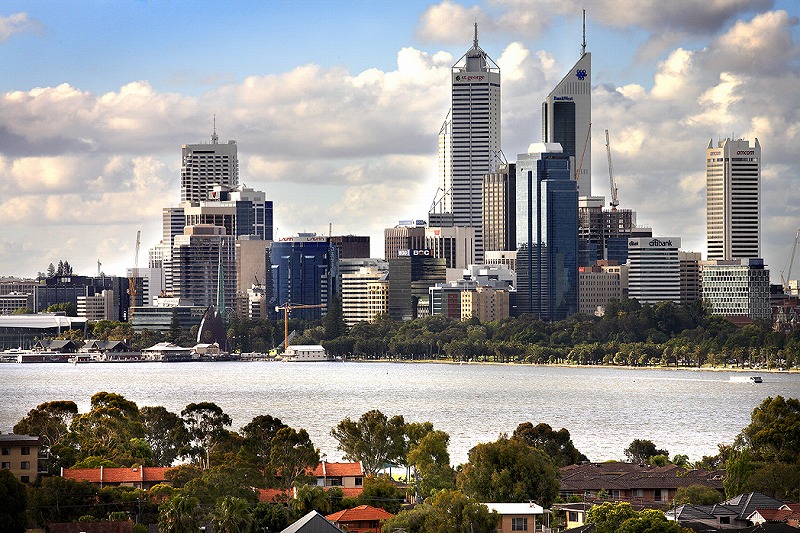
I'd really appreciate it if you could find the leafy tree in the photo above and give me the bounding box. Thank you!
[69,392,148,466]
[181,402,232,469]
[210,496,254,533]
[0,469,26,533]
[140,406,190,466]
[586,501,639,533]
[14,400,78,471]
[331,410,406,475]
[158,494,201,533]
[27,476,99,527]
[240,414,288,485]
[512,422,588,467]
[253,502,292,533]
[323,295,347,340]
[269,427,319,490]
[47,263,56,277]
[382,489,499,533]
[11,307,32,314]
[291,484,329,516]
[618,508,694,533]
[407,429,455,499]
[739,395,800,463]
[624,439,668,463]
[674,484,724,505]
[456,435,560,506]
[357,475,407,514]
[46,301,78,316]
[165,464,204,488]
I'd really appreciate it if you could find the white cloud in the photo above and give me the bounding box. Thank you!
[0,12,39,43]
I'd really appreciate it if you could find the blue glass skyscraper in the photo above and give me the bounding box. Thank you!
[270,236,333,321]
[514,143,578,320]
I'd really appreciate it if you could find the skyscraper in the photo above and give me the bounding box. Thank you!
[171,225,236,310]
[433,24,501,262]
[482,163,516,253]
[514,143,578,320]
[542,17,591,196]
[180,127,239,204]
[706,138,761,260]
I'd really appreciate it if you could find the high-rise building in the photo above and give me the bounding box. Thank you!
[385,224,426,261]
[578,197,639,266]
[627,237,681,304]
[269,235,333,321]
[482,163,516,253]
[181,129,239,204]
[171,225,236,310]
[341,267,389,326]
[514,143,578,320]
[706,138,761,260]
[388,251,446,321]
[433,24,501,262]
[542,22,591,196]
[424,226,475,270]
[701,258,770,320]
[679,251,702,305]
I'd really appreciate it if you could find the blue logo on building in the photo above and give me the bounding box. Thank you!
[575,69,587,81]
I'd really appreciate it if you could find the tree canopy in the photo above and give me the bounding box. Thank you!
[331,409,406,475]
[512,422,587,467]
[382,489,499,533]
[624,439,668,464]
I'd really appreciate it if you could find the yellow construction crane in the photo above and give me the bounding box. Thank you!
[274,302,326,353]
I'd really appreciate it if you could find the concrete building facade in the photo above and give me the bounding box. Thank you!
[482,163,516,253]
[701,258,771,320]
[180,131,239,204]
[627,237,681,304]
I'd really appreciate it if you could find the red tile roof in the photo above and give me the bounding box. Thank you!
[326,505,394,523]
[313,461,363,477]
[341,487,364,498]
[258,488,290,503]
[62,467,172,484]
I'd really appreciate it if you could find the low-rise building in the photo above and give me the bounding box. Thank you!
[701,258,771,320]
[326,505,393,533]
[61,466,173,490]
[484,502,548,533]
[666,492,786,530]
[0,434,41,483]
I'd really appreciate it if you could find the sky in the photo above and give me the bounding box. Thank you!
[1,0,799,283]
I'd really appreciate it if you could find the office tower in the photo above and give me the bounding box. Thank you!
[706,138,761,260]
[679,251,702,304]
[184,184,272,241]
[424,226,475,269]
[627,237,681,304]
[542,18,591,196]
[126,267,164,306]
[701,259,770,320]
[578,262,625,315]
[514,143,578,320]
[33,276,137,322]
[385,224,426,260]
[171,225,236,309]
[482,163,516,253]
[341,267,389,326]
[328,236,371,259]
[578,197,638,266]
[269,235,333,321]
[388,252,446,321]
[432,24,501,262]
[181,128,239,204]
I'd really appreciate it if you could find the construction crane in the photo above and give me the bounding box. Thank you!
[574,122,592,182]
[128,231,141,318]
[780,228,800,293]
[605,129,619,210]
[275,302,326,354]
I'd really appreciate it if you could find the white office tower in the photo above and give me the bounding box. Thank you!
[706,138,761,260]
[627,237,681,304]
[180,128,239,204]
[434,24,501,262]
[543,17,591,196]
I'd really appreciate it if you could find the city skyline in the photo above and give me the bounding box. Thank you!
[1,1,799,282]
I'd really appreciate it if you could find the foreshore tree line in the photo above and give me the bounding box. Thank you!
[3,392,799,532]
[55,298,800,369]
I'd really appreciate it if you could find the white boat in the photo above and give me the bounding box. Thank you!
[729,375,763,383]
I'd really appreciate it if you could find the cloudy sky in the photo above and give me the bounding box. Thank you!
[1,0,799,282]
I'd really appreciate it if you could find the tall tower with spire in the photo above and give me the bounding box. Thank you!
[432,23,501,262]
[542,10,592,196]
[180,122,239,204]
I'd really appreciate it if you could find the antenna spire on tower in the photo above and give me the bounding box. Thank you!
[474,21,479,49]
[211,114,219,144]
[581,8,587,56]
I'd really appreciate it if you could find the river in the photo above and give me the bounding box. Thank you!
[1,362,797,465]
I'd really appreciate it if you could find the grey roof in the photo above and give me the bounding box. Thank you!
[561,525,596,533]
[0,434,41,445]
[721,493,785,520]
[280,511,344,533]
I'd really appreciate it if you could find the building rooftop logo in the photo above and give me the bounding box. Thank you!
[575,69,587,81]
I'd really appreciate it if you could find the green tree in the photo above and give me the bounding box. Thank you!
[181,402,232,469]
[624,439,668,463]
[210,495,254,533]
[27,476,99,527]
[253,502,292,533]
[158,494,201,533]
[456,436,560,506]
[69,392,148,466]
[46,301,78,316]
[0,469,26,533]
[240,414,288,485]
[290,484,329,516]
[47,262,56,277]
[512,422,588,467]
[323,295,347,340]
[586,501,639,533]
[739,395,800,463]
[407,429,455,499]
[357,475,407,514]
[14,400,78,472]
[331,410,406,475]
[617,508,694,533]
[674,484,724,505]
[269,427,319,490]
[140,406,189,466]
[382,489,499,533]
[11,307,32,314]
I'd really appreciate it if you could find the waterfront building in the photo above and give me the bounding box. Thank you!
[701,258,770,320]
[627,237,681,304]
[388,251,446,321]
[0,314,87,350]
[180,129,239,204]
[679,252,702,305]
[514,143,578,320]
[482,163,516,253]
[706,138,761,260]
[542,30,591,196]
[433,24,501,262]
[341,267,389,326]
[130,300,206,333]
[270,235,334,321]
[171,225,236,310]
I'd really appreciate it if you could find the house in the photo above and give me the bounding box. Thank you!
[0,434,42,483]
[325,505,394,533]
[666,492,787,530]
[314,461,364,492]
[284,345,329,362]
[748,504,800,527]
[280,510,344,533]
[61,466,173,490]
[33,339,81,353]
[554,502,593,529]
[141,342,195,362]
[483,502,549,532]
[559,462,724,507]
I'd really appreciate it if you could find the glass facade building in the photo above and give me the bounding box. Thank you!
[270,238,333,321]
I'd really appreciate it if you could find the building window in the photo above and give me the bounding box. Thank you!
[20,461,30,470]
[568,511,579,522]
[720,517,730,525]
[21,447,30,455]
[1,448,8,455]
[1,462,9,469]
[20,476,30,483]
[354,477,363,486]
[511,517,528,531]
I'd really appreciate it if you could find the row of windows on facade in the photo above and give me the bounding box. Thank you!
[1,461,30,469]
